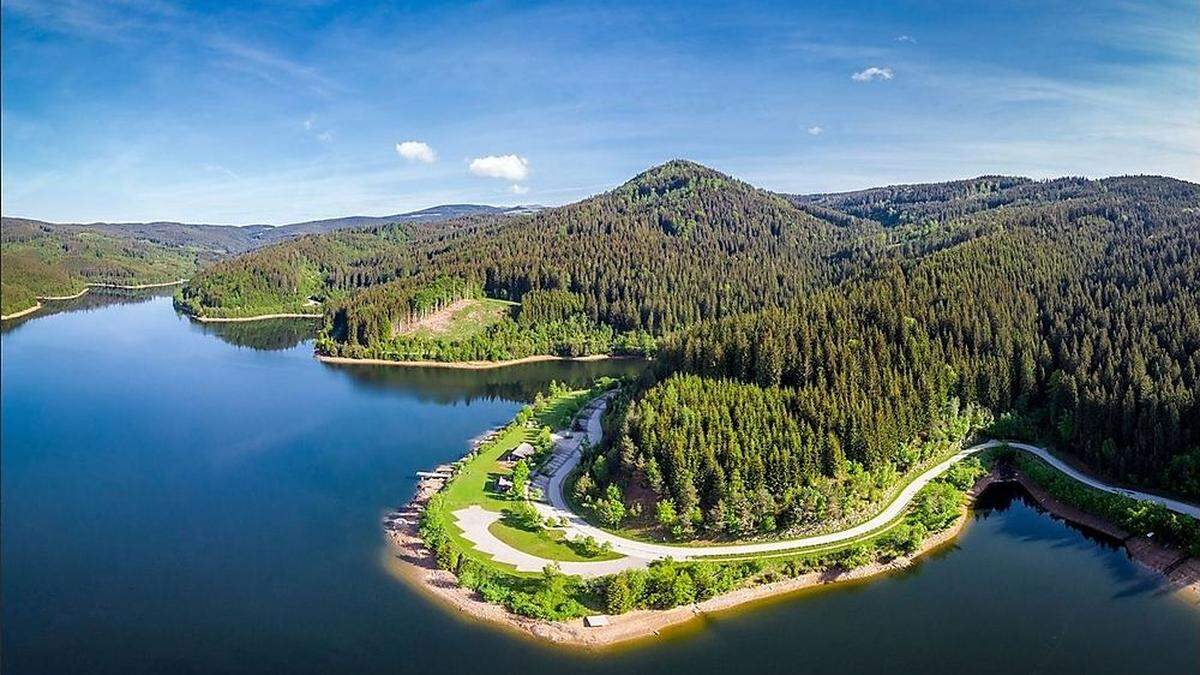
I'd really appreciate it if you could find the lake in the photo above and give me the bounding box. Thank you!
[2,293,1197,674]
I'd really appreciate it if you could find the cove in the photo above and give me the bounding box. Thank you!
[2,294,1197,674]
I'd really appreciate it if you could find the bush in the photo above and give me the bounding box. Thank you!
[593,484,627,527]
[508,499,544,531]
[837,544,873,570]
[910,481,963,531]
[604,571,641,614]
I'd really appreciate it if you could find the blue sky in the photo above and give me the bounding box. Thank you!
[2,0,1196,224]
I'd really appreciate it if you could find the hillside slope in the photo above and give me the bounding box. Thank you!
[1,204,535,256]
[176,161,1200,505]
[182,160,872,327]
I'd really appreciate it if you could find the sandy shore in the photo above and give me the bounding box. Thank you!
[89,278,187,290]
[386,476,975,649]
[189,312,322,323]
[36,288,89,301]
[1,302,44,321]
[385,468,1198,648]
[318,353,628,370]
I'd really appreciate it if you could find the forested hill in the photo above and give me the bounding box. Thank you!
[176,161,1200,506]
[179,160,875,325]
[601,172,1200,537]
[1,204,531,256]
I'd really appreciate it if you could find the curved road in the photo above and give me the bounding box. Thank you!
[454,394,1200,577]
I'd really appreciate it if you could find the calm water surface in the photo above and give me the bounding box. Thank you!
[2,295,1197,674]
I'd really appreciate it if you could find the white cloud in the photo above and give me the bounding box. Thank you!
[896,35,916,43]
[395,141,437,164]
[807,125,824,136]
[316,131,333,143]
[469,154,529,181]
[852,66,894,82]
[509,184,530,195]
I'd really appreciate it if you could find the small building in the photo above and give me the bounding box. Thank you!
[496,476,514,493]
[584,615,611,628]
[509,442,536,462]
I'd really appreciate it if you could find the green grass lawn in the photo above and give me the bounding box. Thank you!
[438,384,619,569]
[488,520,621,562]
[406,297,516,341]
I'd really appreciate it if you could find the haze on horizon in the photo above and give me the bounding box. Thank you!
[2,0,1197,225]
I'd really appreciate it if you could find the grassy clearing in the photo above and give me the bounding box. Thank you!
[488,519,621,562]
[406,297,517,341]
[439,384,618,569]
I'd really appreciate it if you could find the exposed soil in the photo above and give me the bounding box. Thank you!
[397,299,476,335]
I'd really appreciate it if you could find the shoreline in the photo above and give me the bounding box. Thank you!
[189,312,323,323]
[385,475,974,649]
[386,466,1199,649]
[317,353,631,370]
[1,302,44,321]
[88,278,187,290]
[36,287,90,301]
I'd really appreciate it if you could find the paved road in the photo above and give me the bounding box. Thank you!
[458,393,1200,578]
[543,397,1200,561]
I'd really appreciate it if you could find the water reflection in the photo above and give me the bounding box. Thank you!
[3,295,1197,674]
[974,482,1122,552]
[189,317,320,351]
[322,357,650,405]
[1,287,174,335]
[973,482,1177,601]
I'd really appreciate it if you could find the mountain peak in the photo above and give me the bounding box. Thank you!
[624,159,727,186]
[617,160,749,203]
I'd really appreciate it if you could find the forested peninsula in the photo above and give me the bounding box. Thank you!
[179,160,1200,502]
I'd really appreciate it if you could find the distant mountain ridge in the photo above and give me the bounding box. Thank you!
[1,203,543,255]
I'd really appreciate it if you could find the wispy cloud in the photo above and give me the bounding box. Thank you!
[396,141,437,163]
[851,66,893,82]
[807,125,824,136]
[509,183,529,195]
[205,36,337,95]
[303,115,334,143]
[5,0,337,95]
[896,35,916,44]
[469,155,529,181]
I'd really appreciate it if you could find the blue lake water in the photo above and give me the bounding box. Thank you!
[2,294,1197,674]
